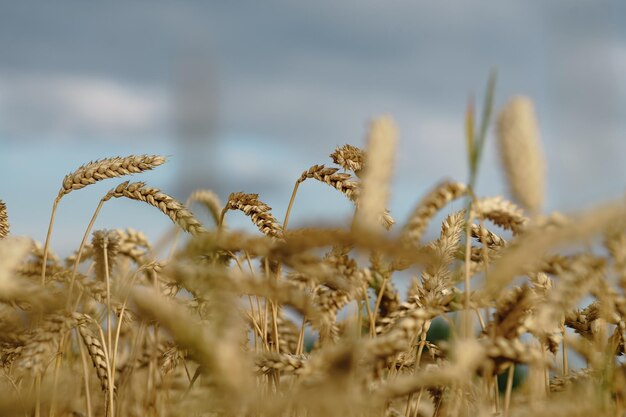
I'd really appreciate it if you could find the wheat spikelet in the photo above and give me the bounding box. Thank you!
[267,314,300,354]
[534,255,605,334]
[78,323,112,393]
[59,155,166,197]
[565,306,596,340]
[605,228,626,289]
[297,165,394,230]
[330,144,365,177]
[486,199,626,296]
[92,230,120,282]
[116,228,151,264]
[223,192,283,239]
[42,155,166,283]
[254,352,308,375]
[402,181,467,245]
[409,211,465,305]
[472,196,528,235]
[496,96,546,215]
[368,269,401,319]
[104,181,205,236]
[549,368,596,392]
[0,200,8,239]
[356,116,397,232]
[489,285,534,339]
[14,314,76,376]
[188,189,223,226]
[482,337,545,369]
[471,223,506,248]
[298,165,359,202]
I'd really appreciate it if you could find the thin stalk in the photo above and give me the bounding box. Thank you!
[68,198,106,306]
[462,202,475,338]
[357,300,364,339]
[246,311,270,351]
[34,374,42,417]
[562,323,569,376]
[296,315,307,355]
[1,371,26,417]
[149,269,160,409]
[264,258,281,354]
[218,207,227,231]
[48,330,73,417]
[410,389,424,417]
[474,309,486,331]
[78,335,94,417]
[363,289,375,337]
[542,342,550,397]
[111,268,144,394]
[94,321,114,417]
[408,326,429,415]
[494,375,500,413]
[41,196,61,285]
[503,365,515,417]
[104,238,112,363]
[263,299,269,351]
[247,295,259,351]
[282,181,300,232]
[371,274,390,335]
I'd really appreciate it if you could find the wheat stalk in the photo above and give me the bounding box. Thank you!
[92,230,120,282]
[42,155,166,284]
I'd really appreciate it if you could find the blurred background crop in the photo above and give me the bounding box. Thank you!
[0,1,625,256]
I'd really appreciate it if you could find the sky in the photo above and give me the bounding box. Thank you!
[0,1,625,255]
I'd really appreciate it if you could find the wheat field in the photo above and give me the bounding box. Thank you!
[1,91,625,417]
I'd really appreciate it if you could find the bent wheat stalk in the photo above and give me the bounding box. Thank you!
[68,181,202,304]
[41,155,166,284]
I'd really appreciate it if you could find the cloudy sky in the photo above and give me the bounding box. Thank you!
[0,1,625,253]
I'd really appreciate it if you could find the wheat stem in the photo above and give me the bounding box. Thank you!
[41,196,60,285]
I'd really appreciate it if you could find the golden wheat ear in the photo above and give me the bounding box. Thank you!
[58,154,167,197]
[42,155,167,284]
[104,181,205,236]
[187,189,223,226]
[402,181,467,245]
[330,144,364,177]
[496,96,546,215]
[222,192,283,239]
[0,200,8,239]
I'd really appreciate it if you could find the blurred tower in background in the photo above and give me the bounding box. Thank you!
[173,55,220,199]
